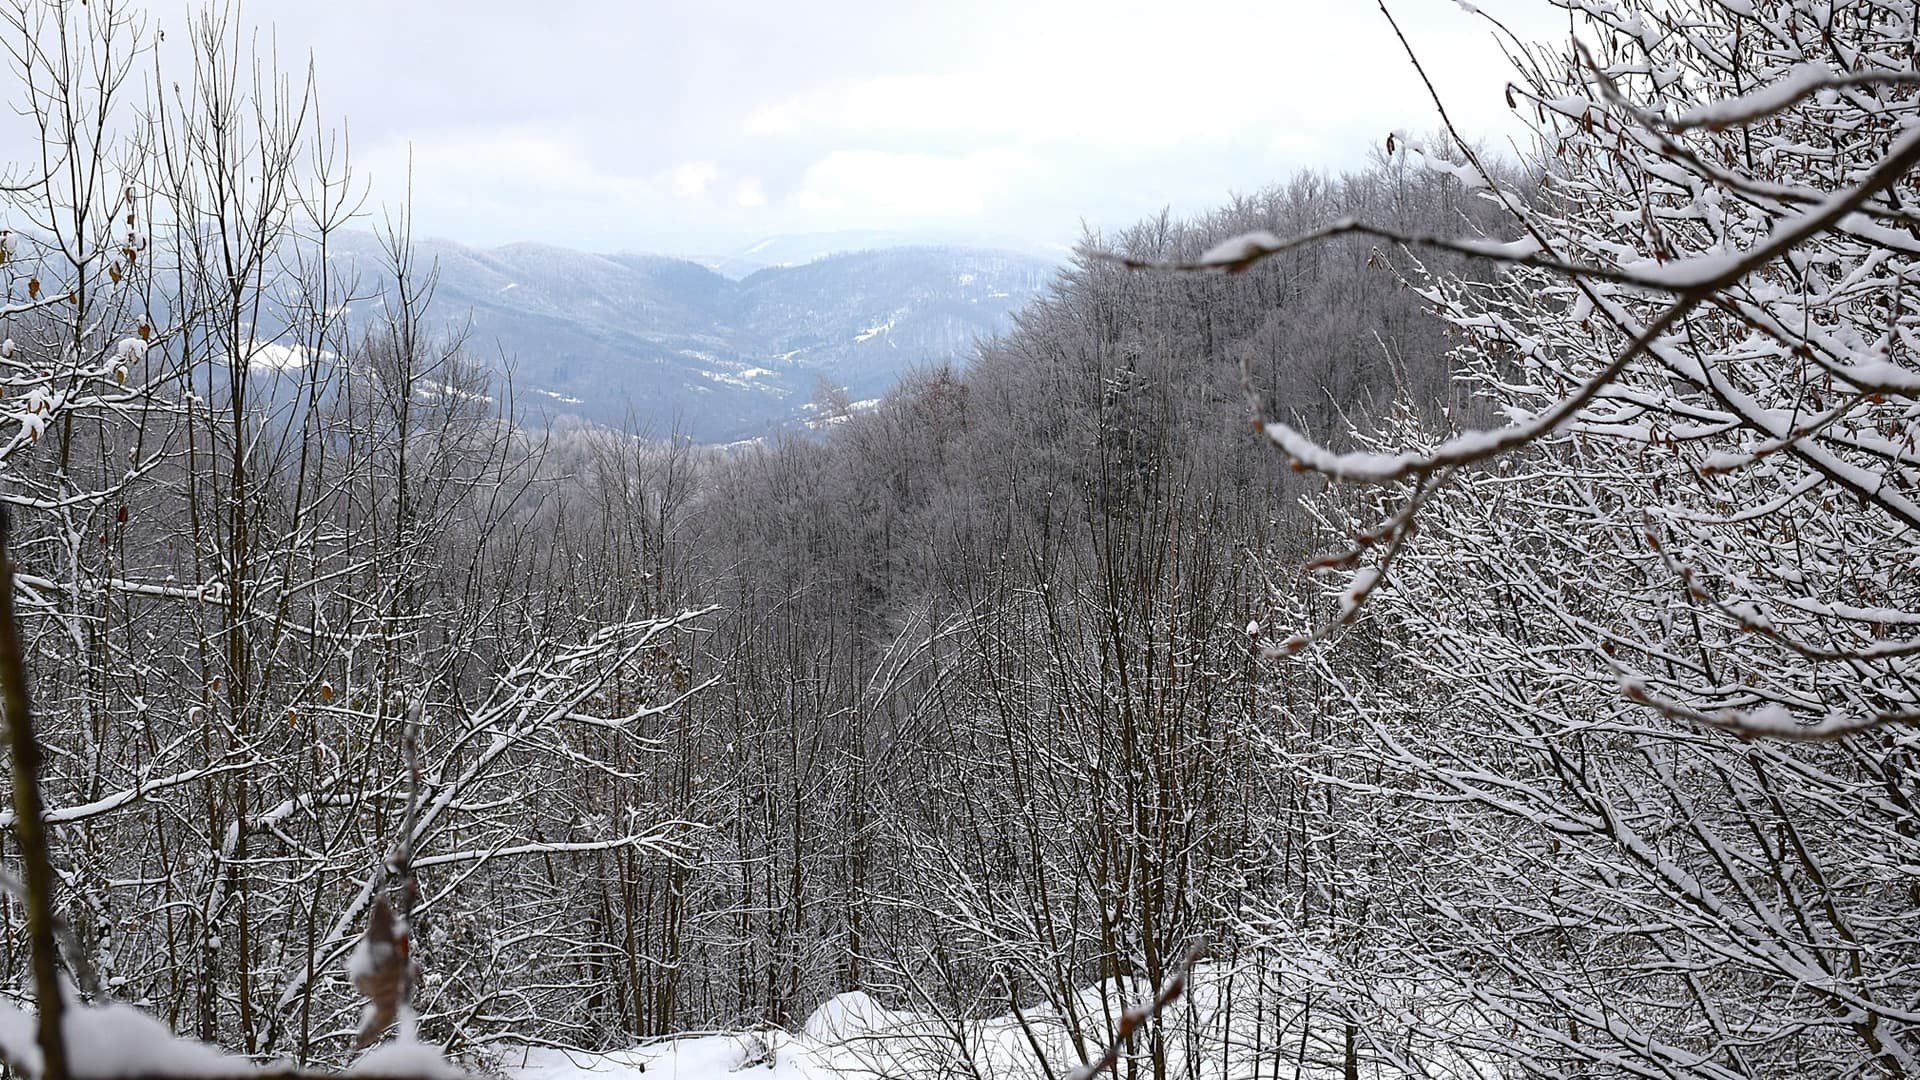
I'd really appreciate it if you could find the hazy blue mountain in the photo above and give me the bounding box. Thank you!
[690,230,1073,279]
[688,231,917,279]
[328,232,1056,441]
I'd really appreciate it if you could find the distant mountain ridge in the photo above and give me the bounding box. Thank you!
[329,232,1058,441]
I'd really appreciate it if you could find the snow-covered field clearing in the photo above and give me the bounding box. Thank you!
[500,967,1493,1080]
[0,961,1490,1080]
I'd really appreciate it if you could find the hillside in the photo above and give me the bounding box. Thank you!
[328,233,1057,440]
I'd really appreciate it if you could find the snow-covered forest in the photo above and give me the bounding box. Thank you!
[1,0,1918,1078]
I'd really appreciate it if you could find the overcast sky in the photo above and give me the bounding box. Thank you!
[167,1,1569,258]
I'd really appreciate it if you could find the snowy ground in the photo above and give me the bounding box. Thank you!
[501,991,1053,1080]
[0,964,1489,1080]
[497,967,1490,1080]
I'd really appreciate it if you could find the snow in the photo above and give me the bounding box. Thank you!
[417,381,493,405]
[0,967,462,1080]
[0,1000,253,1079]
[1404,147,1489,190]
[800,992,904,1041]
[1698,449,1751,474]
[229,341,332,372]
[700,367,791,392]
[0,765,233,829]
[1458,236,1543,259]
[1705,703,1856,738]
[1338,567,1380,620]
[1196,231,1284,268]
[1673,62,1832,129]
[498,965,1490,1080]
[352,1036,464,1080]
[345,922,385,984]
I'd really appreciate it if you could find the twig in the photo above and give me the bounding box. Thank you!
[1065,946,1203,1080]
[0,868,98,997]
[0,505,68,1080]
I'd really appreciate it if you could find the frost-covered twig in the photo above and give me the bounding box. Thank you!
[1063,945,1202,1080]
[1112,2,1920,680]
[0,506,68,1080]
[353,706,425,1050]
[1619,677,1919,742]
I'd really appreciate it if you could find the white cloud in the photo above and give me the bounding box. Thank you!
[670,160,720,198]
[362,130,659,213]
[743,70,1257,152]
[269,0,1567,253]
[787,148,1035,221]
[738,4,1553,159]
[357,131,760,250]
